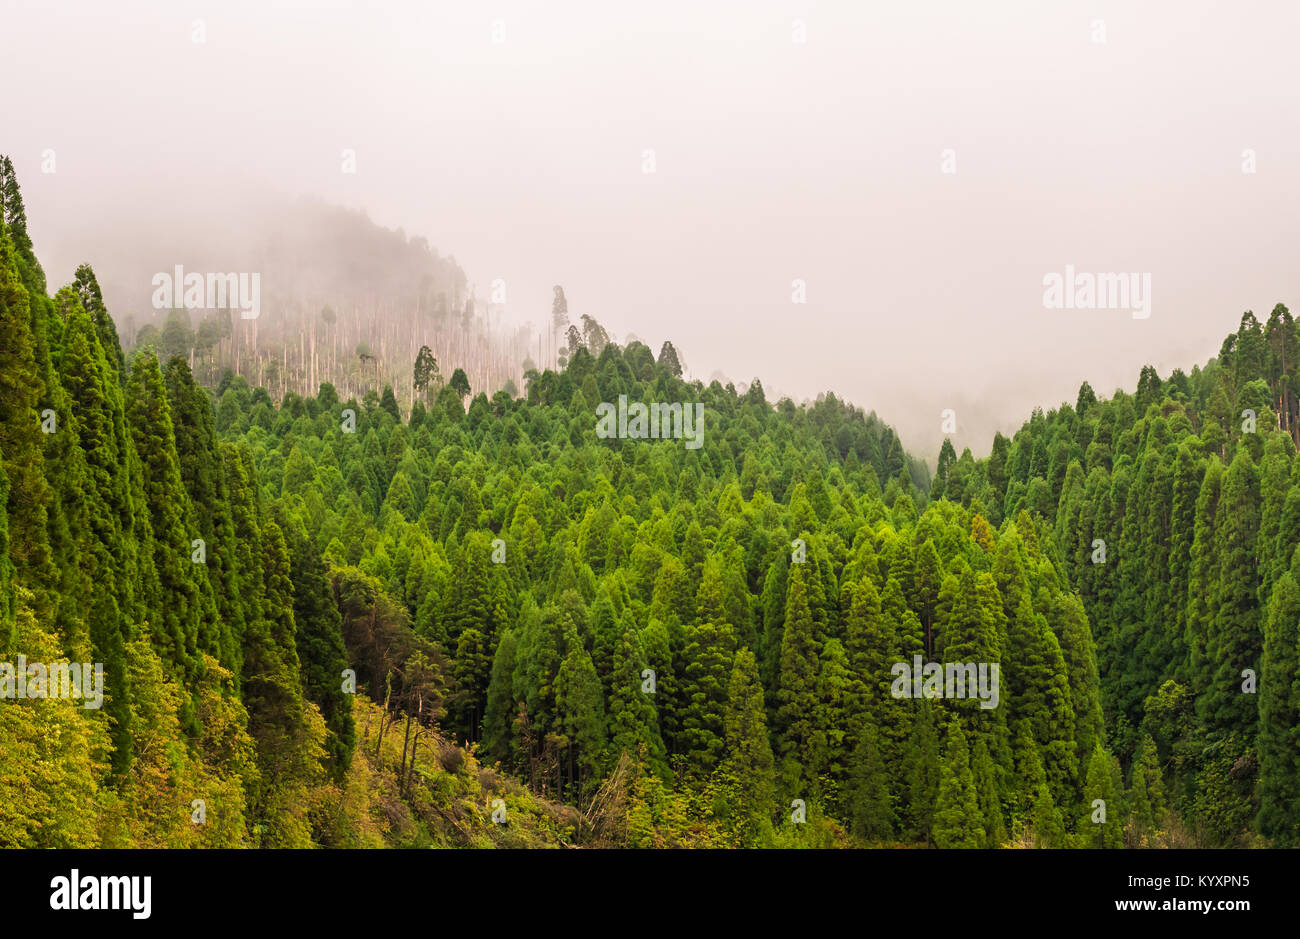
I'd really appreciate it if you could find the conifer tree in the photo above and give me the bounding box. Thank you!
[0,226,56,630]
[776,563,820,780]
[1185,458,1223,693]
[243,519,325,845]
[72,263,123,376]
[967,737,1005,847]
[1006,596,1077,806]
[810,638,851,801]
[126,350,206,688]
[1257,554,1300,845]
[932,722,984,848]
[847,724,895,842]
[481,629,519,768]
[1083,743,1124,848]
[282,514,355,777]
[1126,734,1165,844]
[758,553,788,694]
[56,303,136,769]
[554,633,607,804]
[902,700,940,842]
[677,561,738,774]
[719,648,776,845]
[1030,780,1066,848]
[606,621,668,779]
[164,355,240,672]
[1201,448,1262,737]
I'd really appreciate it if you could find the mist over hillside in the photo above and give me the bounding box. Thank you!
[6,9,1300,921]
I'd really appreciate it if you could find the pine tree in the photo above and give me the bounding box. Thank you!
[605,621,668,779]
[758,553,788,694]
[243,519,324,845]
[125,350,205,687]
[810,638,851,803]
[282,513,355,777]
[719,648,776,845]
[776,563,820,780]
[554,632,607,804]
[0,225,56,631]
[1201,448,1262,737]
[1127,734,1165,843]
[932,722,985,848]
[481,629,519,768]
[1030,780,1066,848]
[72,263,123,376]
[1185,458,1223,692]
[902,700,940,842]
[165,355,241,673]
[1047,590,1104,771]
[1082,743,1124,848]
[971,737,1007,847]
[677,562,738,774]
[847,723,895,842]
[56,302,136,769]
[1006,596,1077,806]
[932,438,957,499]
[1257,553,1300,845]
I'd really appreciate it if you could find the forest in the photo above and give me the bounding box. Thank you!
[0,153,1296,849]
[118,197,534,415]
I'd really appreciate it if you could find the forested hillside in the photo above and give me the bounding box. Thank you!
[931,308,1300,847]
[120,198,535,415]
[0,157,582,847]
[1,151,1293,849]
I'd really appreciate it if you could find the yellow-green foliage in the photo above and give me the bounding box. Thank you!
[310,697,575,848]
[0,592,107,847]
[97,646,261,848]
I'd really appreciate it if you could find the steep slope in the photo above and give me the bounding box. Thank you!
[3,152,1122,849]
[931,307,1300,846]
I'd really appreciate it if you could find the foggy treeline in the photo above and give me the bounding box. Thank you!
[123,199,545,409]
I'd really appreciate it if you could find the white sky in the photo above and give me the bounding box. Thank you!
[5,0,1299,459]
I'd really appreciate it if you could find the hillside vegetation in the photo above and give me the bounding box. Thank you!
[2,153,1295,848]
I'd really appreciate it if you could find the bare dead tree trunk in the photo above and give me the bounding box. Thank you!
[399,708,413,794]
[406,692,423,791]
[374,674,393,772]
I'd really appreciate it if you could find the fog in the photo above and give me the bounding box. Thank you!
[5,0,1298,461]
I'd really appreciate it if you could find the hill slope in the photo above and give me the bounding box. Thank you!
[929,306,1300,846]
[11,151,1294,849]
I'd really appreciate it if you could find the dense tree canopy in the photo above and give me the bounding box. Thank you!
[1,154,1294,849]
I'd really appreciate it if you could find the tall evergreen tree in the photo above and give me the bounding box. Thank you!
[932,722,984,848]
[719,648,776,845]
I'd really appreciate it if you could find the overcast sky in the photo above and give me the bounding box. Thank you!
[5,0,1298,459]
